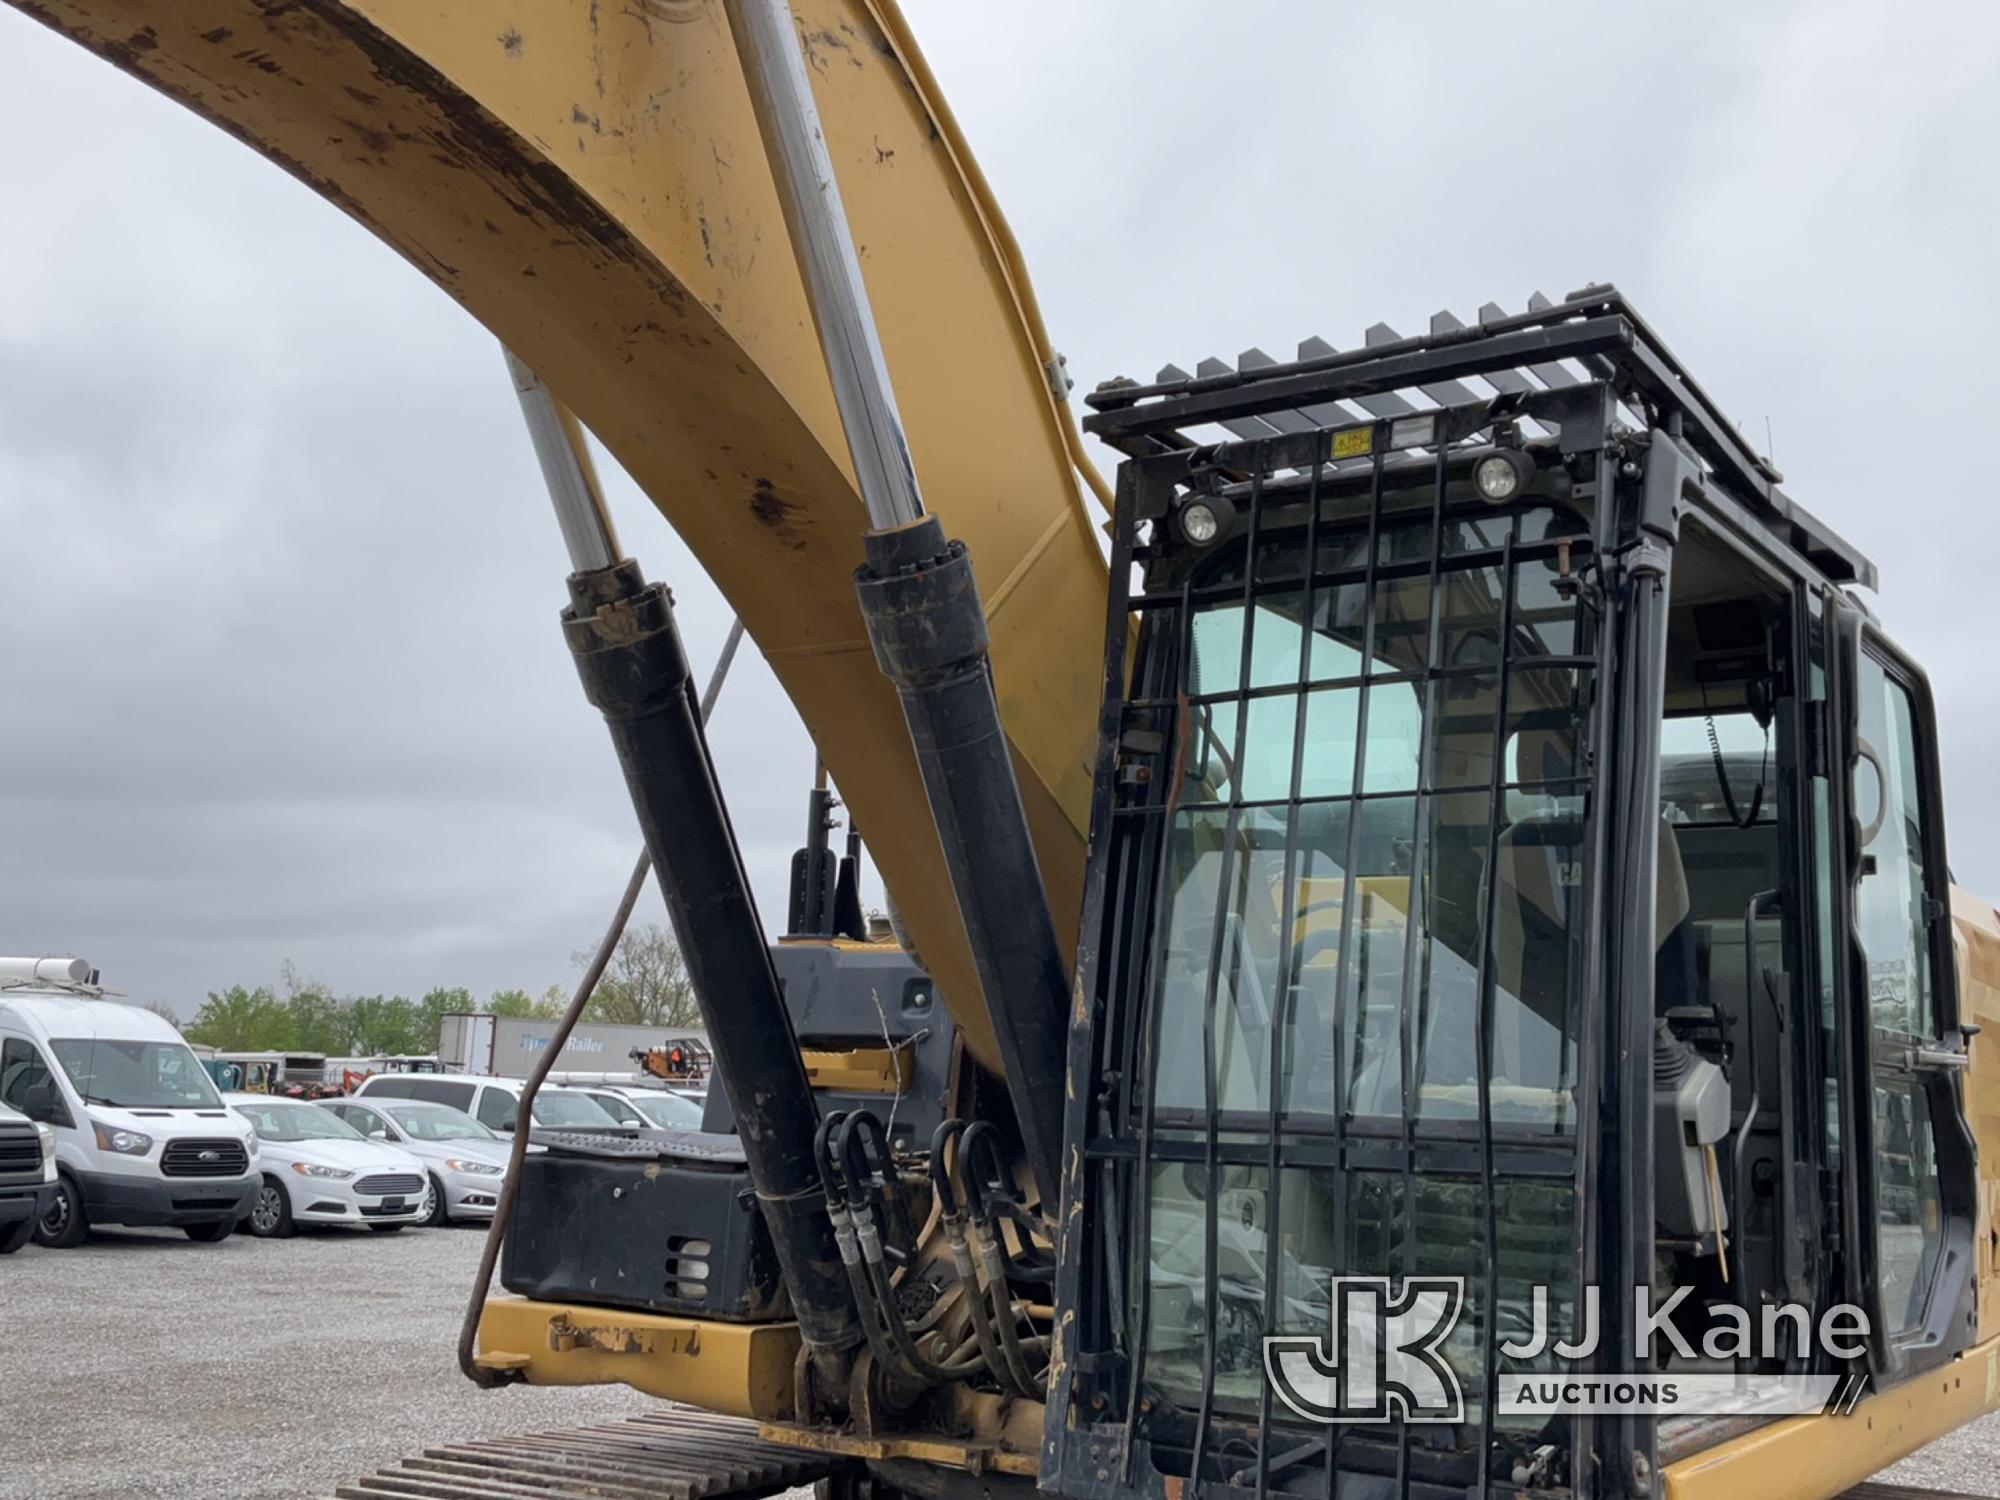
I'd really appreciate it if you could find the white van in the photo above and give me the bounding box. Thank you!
[0,958,259,1246]
[0,1100,56,1255]
[350,1072,627,1135]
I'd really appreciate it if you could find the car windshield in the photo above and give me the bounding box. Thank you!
[234,1101,363,1142]
[385,1103,496,1142]
[531,1091,617,1127]
[589,1093,646,1126]
[633,1092,703,1129]
[51,1038,221,1109]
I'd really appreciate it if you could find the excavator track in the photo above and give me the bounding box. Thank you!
[329,1409,840,1500]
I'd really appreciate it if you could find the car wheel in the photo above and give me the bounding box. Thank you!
[368,1223,405,1234]
[422,1174,447,1228]
[183,1219,234,1244]
[0,1216,34,1254]
[33,1173,88,1249]
[245,1175,293,1238]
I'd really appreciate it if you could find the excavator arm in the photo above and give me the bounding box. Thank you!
[10,0,1109,1073]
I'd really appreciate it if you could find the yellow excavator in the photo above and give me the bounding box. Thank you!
[15,5,2000,1499]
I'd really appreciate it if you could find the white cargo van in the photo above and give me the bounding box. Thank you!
[0,958,259,1246]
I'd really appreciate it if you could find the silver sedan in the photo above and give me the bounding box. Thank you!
[319,1098,512,1226]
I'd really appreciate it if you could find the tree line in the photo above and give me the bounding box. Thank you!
[177,924,702,1054]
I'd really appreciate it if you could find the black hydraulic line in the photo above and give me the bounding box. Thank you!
[839,1110,919,1267]
[954,1120,1056,1286]
[817,1110,921,1385]
[564,558,860,1361]
[854,515,1070,1209]
[958,1120,1046,1395]
[932,1120,1034,1395]
[823,1112,982,1387]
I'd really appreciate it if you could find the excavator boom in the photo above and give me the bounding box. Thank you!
[9,0,1108,1074]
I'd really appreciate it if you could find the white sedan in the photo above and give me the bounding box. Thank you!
[319,1098,512,1226]
[225,1094,429,1237]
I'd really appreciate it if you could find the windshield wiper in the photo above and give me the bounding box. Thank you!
[81,1093,125,1107]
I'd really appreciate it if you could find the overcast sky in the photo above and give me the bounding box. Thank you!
[3,2,1998,1020]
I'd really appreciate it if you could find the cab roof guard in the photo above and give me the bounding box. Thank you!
[1085,283,1876,590]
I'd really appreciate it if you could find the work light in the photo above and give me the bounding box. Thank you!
[1473,449,1534,503]
[1178,501,1221,545]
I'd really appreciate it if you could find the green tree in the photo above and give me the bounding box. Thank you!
[347,994,422,1053]
[279,962,350,1055]
[410,986,475,1058]
[579,923,700,1028]
[184,985,288,1049]
[489,987,563,1021]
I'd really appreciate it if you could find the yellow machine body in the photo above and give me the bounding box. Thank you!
[17,2,2000,1494]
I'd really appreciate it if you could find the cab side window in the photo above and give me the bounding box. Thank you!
[1853,650,1948,1333]
[1,1037,70,1126]
[475,1087,517,1131]
[1853,655,1937,1036]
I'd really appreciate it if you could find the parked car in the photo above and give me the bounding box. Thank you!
[0,1101,56,1255]
[225,1094,428,1237]
[318,1098,511,1226]
[0,963,258,1247]
[349,1073,628,1135]
[574,1084,704,1132]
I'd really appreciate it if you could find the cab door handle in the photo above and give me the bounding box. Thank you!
[1913,1046,1970,1070]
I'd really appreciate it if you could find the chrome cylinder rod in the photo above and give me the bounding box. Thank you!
[504,348,623,573]
[723,0,924,530]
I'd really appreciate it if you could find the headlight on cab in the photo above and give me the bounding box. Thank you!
[91,1120,152,1156]
[34,1122,56,1161]
[445,1159,504,1176]
[289,1162,353,1180]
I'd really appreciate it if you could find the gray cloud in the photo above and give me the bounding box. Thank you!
[3,2,1999,1019]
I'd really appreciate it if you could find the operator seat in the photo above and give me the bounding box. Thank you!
[1492,812,1692,1035]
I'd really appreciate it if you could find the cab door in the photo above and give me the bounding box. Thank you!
[1833,608,1978,1375]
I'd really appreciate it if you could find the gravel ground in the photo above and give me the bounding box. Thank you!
[0,1222,652,1500]
[3,1219,1997,1499]
[1876,1409,2000,1496]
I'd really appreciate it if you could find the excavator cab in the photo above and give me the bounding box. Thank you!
[1051,289,1981,1497]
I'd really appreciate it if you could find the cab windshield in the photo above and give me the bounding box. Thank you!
[1128,494,1599,1419]
[52,1038,221,1109]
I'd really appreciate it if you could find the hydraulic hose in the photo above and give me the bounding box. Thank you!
[934,1120,1038,1396]
[819,1112,982,1389]
[958,1121,1049,1395]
